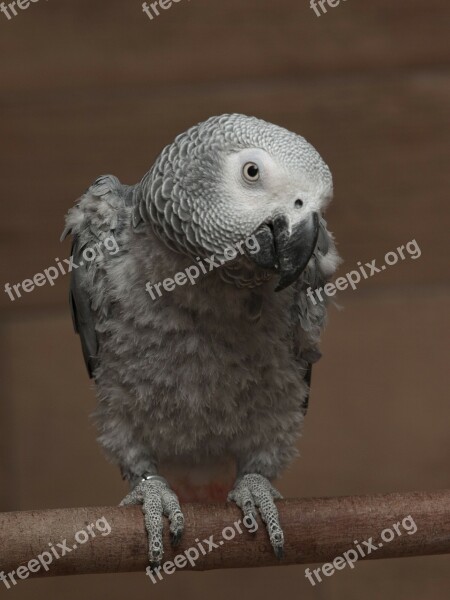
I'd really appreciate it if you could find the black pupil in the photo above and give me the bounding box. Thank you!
[247,164,258,178]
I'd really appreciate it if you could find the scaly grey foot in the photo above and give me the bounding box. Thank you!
[120,475,184,567]
[228,473,284,559]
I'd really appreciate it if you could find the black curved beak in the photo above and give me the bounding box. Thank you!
[249,212,320,292]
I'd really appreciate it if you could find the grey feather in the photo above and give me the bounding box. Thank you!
[69,237,98,378]
[63,114,340,486]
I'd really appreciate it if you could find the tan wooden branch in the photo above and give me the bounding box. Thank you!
[0,490,449,581]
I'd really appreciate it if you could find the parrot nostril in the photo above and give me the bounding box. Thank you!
[294,199,304,209]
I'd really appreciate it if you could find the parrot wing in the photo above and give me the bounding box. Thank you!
[69,234,99,378]
[62,174,133,379]
[292,217,338,414]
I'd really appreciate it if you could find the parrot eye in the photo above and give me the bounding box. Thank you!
[242,162,260,182]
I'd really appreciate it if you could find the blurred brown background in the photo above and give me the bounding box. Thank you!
[0,0,449,598]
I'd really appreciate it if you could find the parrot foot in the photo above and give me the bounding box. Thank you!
[228,473,284,559]
[120,475,184,567]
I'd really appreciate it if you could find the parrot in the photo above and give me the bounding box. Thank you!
[62,113,340,566]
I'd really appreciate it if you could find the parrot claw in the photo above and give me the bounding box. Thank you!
[170,528,183,547]
[120,477,184,566]
[228,473,284,560]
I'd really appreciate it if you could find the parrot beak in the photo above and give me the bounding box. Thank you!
[249,211,320,292]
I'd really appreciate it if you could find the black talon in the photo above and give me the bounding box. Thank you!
[274,546,284,561]
[171,531,182,547]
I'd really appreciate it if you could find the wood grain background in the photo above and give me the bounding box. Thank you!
[0,1,449,598]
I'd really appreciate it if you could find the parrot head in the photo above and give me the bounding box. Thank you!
[139,114,333,291]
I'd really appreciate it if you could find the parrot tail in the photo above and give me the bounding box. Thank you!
[158,459,236,503]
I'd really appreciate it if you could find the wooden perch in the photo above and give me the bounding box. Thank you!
[0,490,449,579]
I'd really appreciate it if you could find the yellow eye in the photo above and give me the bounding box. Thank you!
[243,162,260,182]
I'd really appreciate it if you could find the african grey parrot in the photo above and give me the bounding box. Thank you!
[62,114,340,565]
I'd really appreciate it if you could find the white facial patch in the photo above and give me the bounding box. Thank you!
[222,147,332,233]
